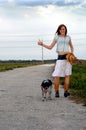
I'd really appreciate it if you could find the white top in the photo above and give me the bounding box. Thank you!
[54,34,71,52]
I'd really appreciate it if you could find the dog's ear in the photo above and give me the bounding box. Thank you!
[47,79,52,85]
[41,80,46,87]
[41,82,43,86]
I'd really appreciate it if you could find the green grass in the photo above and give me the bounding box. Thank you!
[0,61,42,72]
[70,64,86,104]
[0,59,56,72]
[60,62,86,104]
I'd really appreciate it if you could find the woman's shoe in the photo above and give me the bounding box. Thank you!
[55,91,59,97]
[64,91,70,97]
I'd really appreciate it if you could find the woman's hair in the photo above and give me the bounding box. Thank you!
[56,24,67,35]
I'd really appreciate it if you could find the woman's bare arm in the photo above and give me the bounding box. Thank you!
[38,39,56,50]
[69,40,74,53]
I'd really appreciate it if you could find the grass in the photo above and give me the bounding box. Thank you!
[0,61,42,72]
[69,64,86,105]
[0,59,55,72]
[60,60,86,105]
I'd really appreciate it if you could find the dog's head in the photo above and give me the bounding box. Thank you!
[41,79,52,91]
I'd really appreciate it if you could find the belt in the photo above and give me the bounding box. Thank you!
[58,54,66,60]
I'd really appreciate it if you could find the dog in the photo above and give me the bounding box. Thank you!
[41,79,52,101]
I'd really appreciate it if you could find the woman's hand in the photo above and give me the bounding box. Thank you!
[66,52,73,55]
[38,40,43,46]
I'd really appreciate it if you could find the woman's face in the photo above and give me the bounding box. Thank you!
[59,26,66,36]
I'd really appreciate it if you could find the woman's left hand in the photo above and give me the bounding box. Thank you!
[38,40,43,46]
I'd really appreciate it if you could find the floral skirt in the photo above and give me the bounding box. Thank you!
[52,60,72,77]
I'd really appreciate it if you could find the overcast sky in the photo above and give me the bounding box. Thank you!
[0,0,86,35]
[0,0,86,60]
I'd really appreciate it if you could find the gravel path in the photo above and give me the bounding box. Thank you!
[0,64,86,130]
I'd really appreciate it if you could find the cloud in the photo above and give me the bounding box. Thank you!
[0,0,85,18]
[16,0,47,6]
[0,0,86,35]
[15,0,83,7]
[55,0,81,6]
[0,0,84,7]
[8,0,14,2]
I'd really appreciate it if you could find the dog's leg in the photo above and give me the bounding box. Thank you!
[48,86,52,100]
[44,93,47,100]
[41,87,45,101]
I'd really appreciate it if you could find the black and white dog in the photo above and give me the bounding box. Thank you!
[41,79,52,101]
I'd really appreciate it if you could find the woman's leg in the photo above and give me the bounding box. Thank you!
[54,76,60,92]
[64,75,70,97]
[64,75,70,92]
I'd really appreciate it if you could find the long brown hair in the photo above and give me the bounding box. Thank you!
[56,24,67,35]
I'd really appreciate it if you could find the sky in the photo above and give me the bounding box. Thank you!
[0,0,86,60]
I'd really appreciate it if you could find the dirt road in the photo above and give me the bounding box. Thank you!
[0,64,86,130]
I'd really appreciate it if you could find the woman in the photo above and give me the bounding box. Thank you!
[38,24,74,97]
